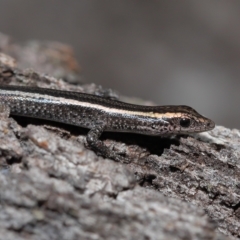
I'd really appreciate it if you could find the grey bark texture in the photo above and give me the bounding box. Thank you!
[0,33,238,240]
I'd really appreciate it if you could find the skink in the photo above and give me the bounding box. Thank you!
[0,85,215,163]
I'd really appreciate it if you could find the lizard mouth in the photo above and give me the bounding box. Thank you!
[204,120,215,131]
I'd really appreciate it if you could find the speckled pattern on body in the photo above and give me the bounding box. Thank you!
[0,85,215,162]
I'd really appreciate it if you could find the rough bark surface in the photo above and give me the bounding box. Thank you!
[0,33,238,240]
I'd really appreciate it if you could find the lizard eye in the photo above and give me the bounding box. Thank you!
[180,118,191,128]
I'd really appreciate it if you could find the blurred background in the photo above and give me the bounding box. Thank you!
[0,0,239,128]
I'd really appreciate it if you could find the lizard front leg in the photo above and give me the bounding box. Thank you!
[86,124,130,164]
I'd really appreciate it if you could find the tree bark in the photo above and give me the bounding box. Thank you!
[0,33,237,240]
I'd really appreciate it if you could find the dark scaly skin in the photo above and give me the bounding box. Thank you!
[0,85,215,163]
